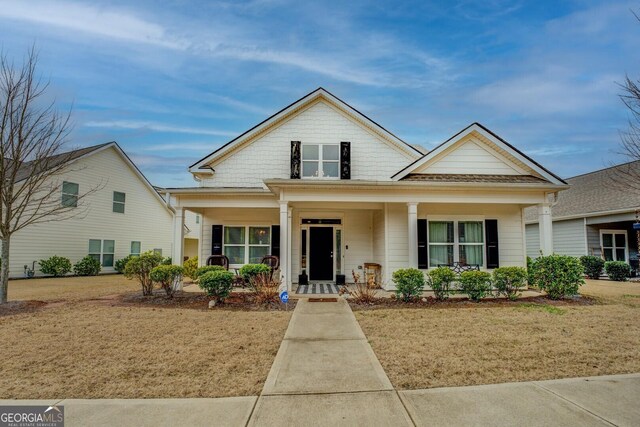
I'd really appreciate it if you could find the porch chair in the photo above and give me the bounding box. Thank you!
[206,255,230,270]
[260,255,280,280]
[438,262,480,275]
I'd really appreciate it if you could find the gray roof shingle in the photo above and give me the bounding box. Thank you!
[402,174,549,183]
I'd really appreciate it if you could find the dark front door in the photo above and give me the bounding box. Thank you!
[309,227,334,281]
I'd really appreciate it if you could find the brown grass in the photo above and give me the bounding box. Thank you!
[8,275,140,301]
[355,280,640,390]
[0,302,291,399]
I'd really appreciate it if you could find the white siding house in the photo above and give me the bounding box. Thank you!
[162,88,568,291]
[5,143,174,278]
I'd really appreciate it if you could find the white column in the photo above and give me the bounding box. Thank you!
[407,202,418,268]
[288,206,293,292]
[538,203,553,255]
[279,201,289,292]
[172,208,185,266]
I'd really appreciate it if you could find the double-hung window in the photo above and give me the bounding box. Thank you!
[302,144,339,178]
[89,239,115,267]
[130,241,141,256]
[113,192,126,213]
[62,181,79,208]
[223,226,271,265]
[428,220,484,267]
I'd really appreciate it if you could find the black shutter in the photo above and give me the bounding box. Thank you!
[211,225,223,255]
[290,141,301,179]
[485,219,499,268]
[418,219,428,269]
[271,225,280,258]
[340,141,351,179]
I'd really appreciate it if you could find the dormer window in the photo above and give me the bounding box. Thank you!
[302,144,339,178]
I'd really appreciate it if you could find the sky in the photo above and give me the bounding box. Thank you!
[1,0,639,187]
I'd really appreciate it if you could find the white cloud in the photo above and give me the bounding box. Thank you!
[0,0,187,49]
[84,120,237,136]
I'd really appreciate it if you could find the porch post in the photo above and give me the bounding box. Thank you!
[538,203,553,255]
[407,202,418,268]
[172,207,185,269]
[279,201,289,292]
[288,206,293,292]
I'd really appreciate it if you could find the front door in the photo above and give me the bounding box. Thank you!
[309,227,334,281]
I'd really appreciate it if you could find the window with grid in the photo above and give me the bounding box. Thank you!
[62,181,79,208]
[223,226,271,265]
[428,220,484,267]
[89,239,115,267]
[113,191,126,213]
[302,144,339,178]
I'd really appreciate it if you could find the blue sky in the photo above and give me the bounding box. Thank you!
[1,0,638,186]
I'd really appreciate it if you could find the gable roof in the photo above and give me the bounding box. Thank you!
[391,122,567,185]
[524,160,640,222]
[189,87,423,172]
[15,142,172,213]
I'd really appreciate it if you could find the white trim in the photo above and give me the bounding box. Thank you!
[599,229,629,263]
[391,123,566,186]
[525,207,640,224]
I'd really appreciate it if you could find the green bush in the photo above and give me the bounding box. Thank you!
[124,251,164,296]
[580,256,605,280]
[162,257,172,265]
[198,270,234,304]
[195,265,227,279]
[427,267,457,300]
[392,268,425,302]
[529,255,584,299]
[239,263,271,282]
[73,256,101,276]
[150,265,184,297]
[114,255,134,274]
[493,267,527,300]
[183,256,199,280]
[459,270,492,302]
[39,255,72,277]
[604,261,631,282]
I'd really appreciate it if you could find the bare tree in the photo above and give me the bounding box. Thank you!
[610,74,640,193]
[0,47,94,304]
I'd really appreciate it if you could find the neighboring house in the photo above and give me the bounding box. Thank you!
[162,88,567,291]
[4,142,174,278]
[525,161,640,272]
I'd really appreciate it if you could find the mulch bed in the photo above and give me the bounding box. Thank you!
[0,300,49,317]
[116,290,296,312]
[349,295,597,311]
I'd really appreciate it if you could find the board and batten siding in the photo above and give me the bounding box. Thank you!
[526,218,587,258]
[199,100,415,188]
[413,135,522,175]
[6,146,173,278]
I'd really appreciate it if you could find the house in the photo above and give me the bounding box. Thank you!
[162,88,568,291]
[525,161,640,272]
[5,142,175,278]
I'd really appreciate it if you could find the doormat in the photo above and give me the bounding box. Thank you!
[308,298,338,302]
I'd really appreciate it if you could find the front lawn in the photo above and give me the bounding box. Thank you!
[7,275,140,301]
[355,283,640,390]
[0,299,291,399]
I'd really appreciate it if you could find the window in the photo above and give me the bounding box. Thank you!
[196,215,200,224]
[130,241,141,256]
[153,248,162,256]
[223,226,271,265]
[61,181,79,208]
[113,191,125,213]
[601,231,627,262]
[89,239,115,267]
[302,144,339,178]
[428,220,484,267]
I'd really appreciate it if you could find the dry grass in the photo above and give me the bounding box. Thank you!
[0,302,291,399]
[356,281,640,390]
[8,275,140,301]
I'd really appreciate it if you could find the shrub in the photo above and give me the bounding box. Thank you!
[580,256,605,279]
[198,270,234,304]
[427,267,457,300]
[529,255,584,299]
[349,282,379,304]
[150,265,184,297]
[493,267,527,300]
[392,268,425,302]
[194,265,227,279]
[124,251,164,296]
[459,270,492,302]
[248,272,280,305]
[183,256,199,280]
[73,256,101,276]
[162,257,172,265]
[604,261,631,282]
[39,255,72,277]
[239,263,271,282]
[114,255,134,274]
